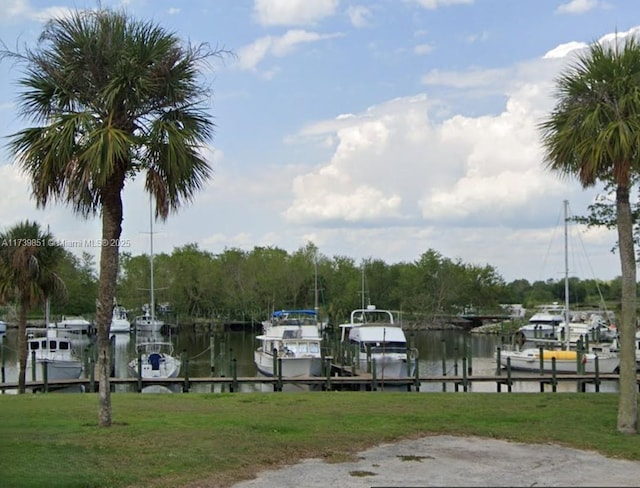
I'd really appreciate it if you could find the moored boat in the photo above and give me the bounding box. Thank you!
[128,334,181,378]
[26,331,83,381]
[254,321,322,378]
[497,347,619,374]
[339,305,416,380]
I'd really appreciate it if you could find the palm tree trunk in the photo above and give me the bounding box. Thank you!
[18,301,28,394]
[96,180,124,427]
[615,185,638,434]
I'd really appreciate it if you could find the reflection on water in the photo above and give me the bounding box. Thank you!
[0,327,619,394]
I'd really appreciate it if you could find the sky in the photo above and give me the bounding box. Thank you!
[0,0,638,284]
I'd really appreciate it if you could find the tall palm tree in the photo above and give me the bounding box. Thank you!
[0,221,65,393]
[539,36,640,434]
[1,8,227,426]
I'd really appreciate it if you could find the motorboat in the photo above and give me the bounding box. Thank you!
[26,331,83,381]
[128,334,181,378]
[110,302,131,333]
[48,315,93,339]
[254,321,322,378]
[497,347,620,374]
[339,305,416,380]
[516,303,565,342]
[134,306,164,333]
[261,309,321,333]
[0,320,7,334]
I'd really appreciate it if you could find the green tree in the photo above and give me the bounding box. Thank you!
[2,8,228,426]
[0,221,65,393]
[539,36,640,434]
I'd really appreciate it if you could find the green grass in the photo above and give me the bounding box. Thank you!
[1,392,638,487]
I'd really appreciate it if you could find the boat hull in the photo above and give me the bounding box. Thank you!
[128,354,181,379]
[254,350,322,377]
[498,349,619,374]
[27,359,83,381]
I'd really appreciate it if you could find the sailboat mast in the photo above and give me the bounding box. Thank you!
[564,199,570,350]
[149,196,155,324]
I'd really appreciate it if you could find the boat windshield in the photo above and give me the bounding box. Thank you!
[354,341,407,354]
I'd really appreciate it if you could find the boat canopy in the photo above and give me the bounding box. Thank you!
[272,309,317,317]
[350,326,407,344]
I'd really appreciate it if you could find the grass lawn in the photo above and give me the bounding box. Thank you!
[1,392,638,487]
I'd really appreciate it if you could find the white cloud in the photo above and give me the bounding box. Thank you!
[346,5,372,28]
[253,0,339,26]
[0,0,72,22]
[421,67,510,89]
[236,30,343,71]
[556,0,600,14]
[413,0,474,9]
[414,43,435,55]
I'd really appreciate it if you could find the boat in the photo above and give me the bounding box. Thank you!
[48,315,94,339]
[254,319,323,378]
[499,201,620,374]
[261,309,321,332]
[0,320,7,334]
[127,332,181,379]
[134,198,164,333]
[338,305,416,380]
[134,305,163,332]
[515,303,565,341]
[497,347,619,374]
[110,301,131,333]
[26,330,83,381]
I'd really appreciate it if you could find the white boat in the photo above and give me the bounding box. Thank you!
[254,321,323,377]
[134,306,163,332]
[26,332,83,381]
[110,301,131,333]
[134,198,164,333]
[497,347,619,374]
[516,303,565,341]
[339,305,415,379]
[128,334,181,378]
[500,201,620,374]
[0,320,7,334]
[261,309,321,332]
[48,315,94,339]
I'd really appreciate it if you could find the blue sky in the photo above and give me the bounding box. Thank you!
[0,0,638,283]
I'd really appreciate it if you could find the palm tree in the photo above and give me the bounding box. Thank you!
[1,7,228,426]
[0,221,65,393]
[539,36,640,434]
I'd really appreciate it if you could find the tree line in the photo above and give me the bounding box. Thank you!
[22,241,620,327]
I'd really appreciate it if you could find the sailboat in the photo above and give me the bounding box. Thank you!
[129,198,181,379]
[498,201,620,374]
[134,200,164,333]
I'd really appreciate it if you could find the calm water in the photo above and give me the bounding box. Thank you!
[0,327,617,394]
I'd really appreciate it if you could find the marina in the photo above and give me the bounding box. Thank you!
[0,326,634,394]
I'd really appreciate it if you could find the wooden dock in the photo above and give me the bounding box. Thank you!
[1,371,636,394]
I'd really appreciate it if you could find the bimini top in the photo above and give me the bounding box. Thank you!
[271,309,317,318]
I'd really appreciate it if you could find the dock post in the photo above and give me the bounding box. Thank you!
[371,359,377,391]
[366,344,372,373]
[441,340,447,392]
[538,346,544,374]
[506,357,512,393]
[324,356,332,391]
[31,350,36,382]
[272,349,278,392]
[1,335,5,386]
[183,351,190,393]
[462,357,468,392]
[136,351,142,393]
[277,357,283,392]
[594,356,600,393]
[210,333,216,374]
[42,361,48,393]
[231,357,237,393]
[467,344,473,376]
[453,348,459,392]
[551,358,557,392]
[413,353,420,392]
[109,335,116,377]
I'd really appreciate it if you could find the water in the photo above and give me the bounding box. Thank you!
[0,327,618,394]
